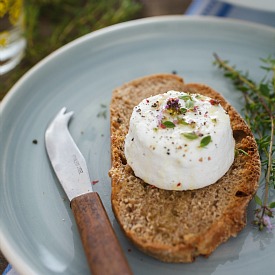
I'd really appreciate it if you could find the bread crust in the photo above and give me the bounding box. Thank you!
[109,74,260,262]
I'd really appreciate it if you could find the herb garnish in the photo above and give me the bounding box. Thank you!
[235,148,249,157]
[178,118,189,125]
[179,95,192,101]
[180,107,187,114]
[165,98,182,115]
[162,121,176,128]
[97,103,107,119]
[182,132,199,140]
[200,135,212,147]
[185,100,194,109]
[213,53,275,231]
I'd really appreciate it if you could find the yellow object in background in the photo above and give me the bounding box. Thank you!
[0,0,26,75]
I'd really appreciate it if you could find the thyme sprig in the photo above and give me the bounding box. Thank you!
[213,53,275,232]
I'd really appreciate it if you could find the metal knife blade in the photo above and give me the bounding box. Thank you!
[45,107,132,275]
[45,107,92,201]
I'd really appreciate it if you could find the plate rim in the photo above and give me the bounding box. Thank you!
[1,14,275,109]
[1,15,275,275]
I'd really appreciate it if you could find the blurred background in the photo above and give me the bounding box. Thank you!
[0,0,192,101]
[0,1,192,272]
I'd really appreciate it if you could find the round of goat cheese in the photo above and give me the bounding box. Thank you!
[124,90,235,190]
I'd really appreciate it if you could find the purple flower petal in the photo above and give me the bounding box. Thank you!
[263,215,274,232]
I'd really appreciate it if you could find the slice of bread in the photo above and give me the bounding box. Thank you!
[109,74,261,262]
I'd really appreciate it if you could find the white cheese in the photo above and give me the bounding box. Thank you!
[124,90,235,190]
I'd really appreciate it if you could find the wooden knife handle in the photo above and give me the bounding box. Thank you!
[71,192,132,275]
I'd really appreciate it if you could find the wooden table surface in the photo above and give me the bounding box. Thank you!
[0,0,191,273]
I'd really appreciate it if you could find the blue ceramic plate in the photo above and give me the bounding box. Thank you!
[1,16,274,275]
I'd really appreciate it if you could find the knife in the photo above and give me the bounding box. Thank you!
[45,107,132,275]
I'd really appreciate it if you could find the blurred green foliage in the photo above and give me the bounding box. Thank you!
[1,0,142,99]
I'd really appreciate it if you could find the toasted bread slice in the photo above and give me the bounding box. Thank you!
[109,74,260,262]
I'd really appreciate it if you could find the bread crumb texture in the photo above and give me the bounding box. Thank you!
[109,74,261,262]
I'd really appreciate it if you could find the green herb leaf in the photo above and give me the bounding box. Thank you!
[200,135,212,147]
[211,118,217,123]
[179,95,192,101]
[180,108,187,114]
[236,148,249,156]
[213,53,275,232]
[259,83,270,97]
[178,118,189,125]
[254,194,262,206]
[185,100,194,109]
[182,132,198,140]
[162,121,175,128]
